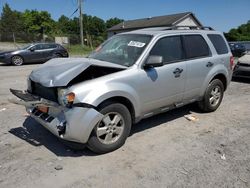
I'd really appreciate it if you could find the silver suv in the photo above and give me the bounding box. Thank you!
[10,26,233,153]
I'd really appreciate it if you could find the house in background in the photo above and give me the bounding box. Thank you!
[107,12,202,37]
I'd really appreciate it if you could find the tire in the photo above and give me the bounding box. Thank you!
[88,102,132,154]
[11,55,24,66]
[198,79,224,112]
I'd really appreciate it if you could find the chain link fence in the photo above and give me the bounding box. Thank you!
[0,31,97,54]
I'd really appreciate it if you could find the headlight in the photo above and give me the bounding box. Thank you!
[58,89,75,106]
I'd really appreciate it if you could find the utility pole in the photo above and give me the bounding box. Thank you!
[78,0,84,47]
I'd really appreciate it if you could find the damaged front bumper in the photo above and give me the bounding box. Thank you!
[9,89,104,144]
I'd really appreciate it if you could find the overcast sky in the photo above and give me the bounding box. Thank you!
[0,0,249,32]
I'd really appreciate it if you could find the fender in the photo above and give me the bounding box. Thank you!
[200,64,230,97]
[74,82,141,118]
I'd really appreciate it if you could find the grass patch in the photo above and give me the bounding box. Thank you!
[67,45,93,56]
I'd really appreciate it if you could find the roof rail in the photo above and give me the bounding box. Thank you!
[165,26,214,31]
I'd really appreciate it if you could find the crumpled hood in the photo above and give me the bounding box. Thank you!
[239,53,250,65]
[29,58,127,87]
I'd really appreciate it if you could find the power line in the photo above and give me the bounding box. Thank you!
[69,7,78,18]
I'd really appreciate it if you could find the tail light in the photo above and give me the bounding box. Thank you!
[230,56,234,70]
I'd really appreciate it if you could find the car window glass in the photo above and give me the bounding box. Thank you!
[37,44,56,50]
[183,35,210,59]
[149,36,184,63]
[242,43,250,51]
[208,34,228,54]
[33,44,43,50]
[42,44,50,49]
[48,44,57,49]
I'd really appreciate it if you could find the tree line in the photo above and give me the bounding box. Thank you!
[0,3,123,46]
[0,3,249,47]
[225,20,250,41]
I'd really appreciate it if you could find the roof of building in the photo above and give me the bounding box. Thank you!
[108,12,202,32]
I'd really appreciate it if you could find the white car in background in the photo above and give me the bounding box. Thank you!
[233,52,250,78]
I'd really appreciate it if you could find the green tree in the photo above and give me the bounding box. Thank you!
[0,3,125,46]
[225,21,250,41]
[57,15,79,35]
[106,17,124,29]
[22,10,55,37]
[0,3,24,41]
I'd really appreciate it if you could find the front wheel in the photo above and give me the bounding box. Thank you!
[198,79,224,112]
[88,103,132,154]
[11,55,24,66]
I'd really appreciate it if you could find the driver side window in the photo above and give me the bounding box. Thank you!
[149,36,184,64]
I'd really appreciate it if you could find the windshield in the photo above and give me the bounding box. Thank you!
[89,34,152,67]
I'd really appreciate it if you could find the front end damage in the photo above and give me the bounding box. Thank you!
[9,89,104,144]
[9,58,127,144]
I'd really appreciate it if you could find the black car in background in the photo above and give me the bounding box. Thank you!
[0,43,69,66]
[229,42,246,57]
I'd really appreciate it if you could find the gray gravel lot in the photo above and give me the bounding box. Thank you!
[0,62,250,188]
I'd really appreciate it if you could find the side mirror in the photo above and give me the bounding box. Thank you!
[29,47,35,52]
[144,55,163,68]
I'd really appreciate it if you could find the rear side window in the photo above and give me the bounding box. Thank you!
[149,36,184,63]
[48,44,58,49]
[208,34,228,54]
[183,35,210,59]
[42,44,57,49]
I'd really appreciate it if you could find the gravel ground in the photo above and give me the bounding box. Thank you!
[0,62,250,188]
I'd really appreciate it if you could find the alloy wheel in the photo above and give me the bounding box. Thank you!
[209,86,221,107]
[12,56,23,66]
[96,112,125,145]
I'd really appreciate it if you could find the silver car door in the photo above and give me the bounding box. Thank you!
[181,34,213,101]
[137,35,187,115]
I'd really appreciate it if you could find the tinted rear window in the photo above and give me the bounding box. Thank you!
[183,35,210,59]
[208,34,228,54]
[44,44,57,49]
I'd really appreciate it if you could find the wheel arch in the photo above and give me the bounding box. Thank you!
[54,52,63,57]
[200,69,229,99]
[209,73,227,91]
[96,96,136,124]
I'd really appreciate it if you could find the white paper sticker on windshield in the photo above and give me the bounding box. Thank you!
[128,41,145,48]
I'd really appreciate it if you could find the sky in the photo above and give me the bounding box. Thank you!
[0,0,249,32]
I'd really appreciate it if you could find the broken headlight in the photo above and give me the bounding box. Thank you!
[58,88,75,107]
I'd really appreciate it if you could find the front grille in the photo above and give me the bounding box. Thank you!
[31,81,58,103]
[32,108,54,122]
[235,71,250,77]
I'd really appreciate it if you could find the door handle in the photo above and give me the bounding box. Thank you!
[173,68,183,74]
[206,62,214,67]
[173,68,183,77]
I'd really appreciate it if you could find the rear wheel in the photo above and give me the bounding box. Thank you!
[198,79,224,112]
[88,103,131,154]
[11,55,24,66]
